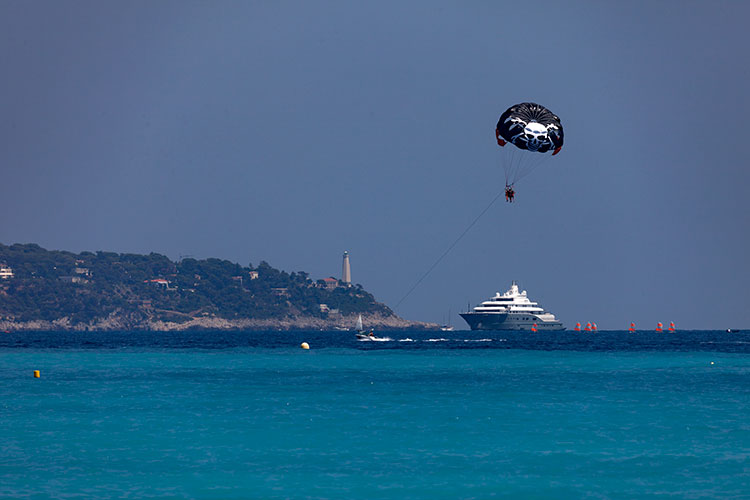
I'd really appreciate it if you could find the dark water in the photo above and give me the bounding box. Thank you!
[1,329,748,352]
[1,330,748,499]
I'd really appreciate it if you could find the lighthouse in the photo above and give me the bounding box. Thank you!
[342,251,351,286]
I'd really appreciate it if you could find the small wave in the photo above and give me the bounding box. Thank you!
[426,338,449,342]
[463,339,493,342]
[399,338,414,342]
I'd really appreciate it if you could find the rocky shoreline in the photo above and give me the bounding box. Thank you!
[0,312,438,332]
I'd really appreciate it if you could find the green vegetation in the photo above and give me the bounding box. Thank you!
[0,243,392,325]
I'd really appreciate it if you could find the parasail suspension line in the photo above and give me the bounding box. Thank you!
[394,187,506,310]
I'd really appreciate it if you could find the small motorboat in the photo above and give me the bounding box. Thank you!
[356,331,391,341]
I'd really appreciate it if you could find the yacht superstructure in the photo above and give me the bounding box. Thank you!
[460,281,564,331]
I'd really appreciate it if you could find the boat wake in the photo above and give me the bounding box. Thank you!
[357,336,392,342]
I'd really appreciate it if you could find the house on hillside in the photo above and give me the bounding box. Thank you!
[145,279,173,289]
[319,277,338,290]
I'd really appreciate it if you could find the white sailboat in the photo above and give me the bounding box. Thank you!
[355,314,372,339]
[354,314,390,341]
[440,309,454,331]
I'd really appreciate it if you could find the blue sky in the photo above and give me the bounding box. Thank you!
[1,1,748,329]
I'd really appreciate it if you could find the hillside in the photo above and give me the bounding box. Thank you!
[0,243,433,331]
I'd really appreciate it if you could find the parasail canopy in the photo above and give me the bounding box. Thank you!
[496,102,564,155]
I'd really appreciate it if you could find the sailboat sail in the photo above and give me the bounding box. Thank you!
[355,315,363,332]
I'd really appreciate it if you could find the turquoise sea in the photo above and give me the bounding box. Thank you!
[1,330,748,499]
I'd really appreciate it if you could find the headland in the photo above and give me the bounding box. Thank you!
[0,243,434,332]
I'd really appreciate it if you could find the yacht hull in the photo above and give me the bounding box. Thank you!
[460,312,565,331]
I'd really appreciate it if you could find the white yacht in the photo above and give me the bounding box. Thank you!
[460,281,564,331]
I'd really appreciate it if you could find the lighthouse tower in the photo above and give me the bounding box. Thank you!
[342,251,351,286]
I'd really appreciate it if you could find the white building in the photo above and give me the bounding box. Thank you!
[0,266,13,279]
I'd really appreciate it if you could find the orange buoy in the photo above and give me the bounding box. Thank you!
[33,370,40,378]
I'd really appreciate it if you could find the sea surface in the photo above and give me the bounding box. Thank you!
[1,330,748,499]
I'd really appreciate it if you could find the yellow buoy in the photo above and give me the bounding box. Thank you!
[33,370,40,378]
[300,342,310,350]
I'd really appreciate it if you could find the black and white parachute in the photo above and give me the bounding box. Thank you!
[496,102,563,154]
[494,102,563,187]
